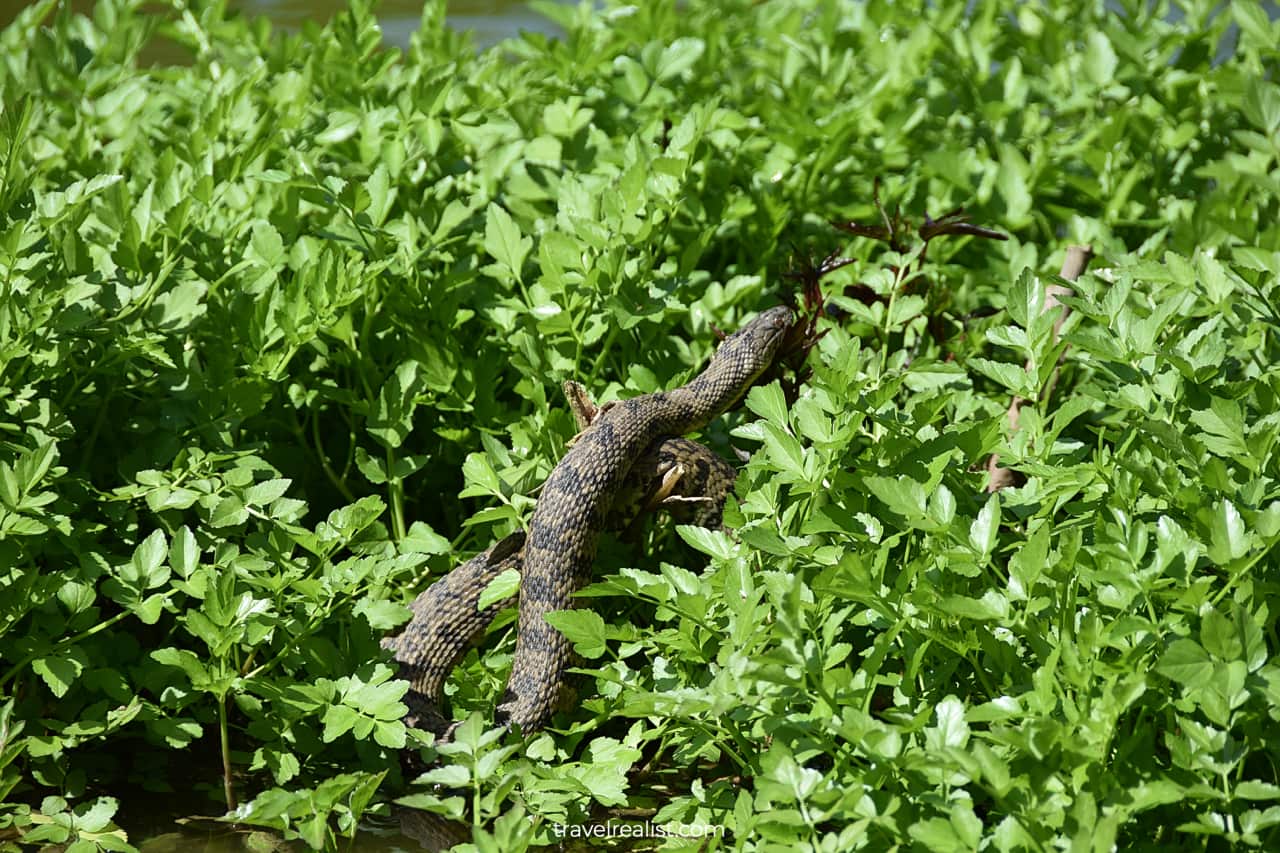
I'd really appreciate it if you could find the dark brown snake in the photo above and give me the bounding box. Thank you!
[383,306,792,737]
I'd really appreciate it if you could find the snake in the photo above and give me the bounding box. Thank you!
[383,305,792,736]
[384,435,735,734]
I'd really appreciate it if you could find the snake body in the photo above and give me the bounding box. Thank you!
[385,435,736,734]
[385,306,791,735]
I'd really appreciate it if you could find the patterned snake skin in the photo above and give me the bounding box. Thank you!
[383,306,792,736]
[384,436,736,734]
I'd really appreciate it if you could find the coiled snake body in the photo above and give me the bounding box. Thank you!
[384,306,792,735]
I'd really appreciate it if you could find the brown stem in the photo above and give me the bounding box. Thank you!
[986,245,1093,492]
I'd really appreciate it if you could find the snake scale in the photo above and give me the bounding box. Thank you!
[384,305,792,736]
[384,436,736,734]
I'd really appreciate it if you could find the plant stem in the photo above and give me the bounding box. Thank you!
[219,693,237,812]
[310,410,356,503]
[587,325,620,385]
[879,260,910,377]
[0,609,130,688]
[387,446,406,542]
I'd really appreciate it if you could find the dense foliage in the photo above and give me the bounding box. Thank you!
[2,0,1279,849]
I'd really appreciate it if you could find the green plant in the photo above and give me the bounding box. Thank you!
[1,0,1277,850]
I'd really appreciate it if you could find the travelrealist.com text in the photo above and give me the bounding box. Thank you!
[551,821,727,839]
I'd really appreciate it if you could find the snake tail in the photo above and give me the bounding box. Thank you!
[381,531,525,735]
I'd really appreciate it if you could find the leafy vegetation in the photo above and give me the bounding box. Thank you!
[2,0,1279,849]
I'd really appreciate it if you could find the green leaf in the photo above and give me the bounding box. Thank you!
[244,478,291,506]
[1190,398,1250,461]
[761,422,807,480]
[937,591,1009,621]
[365,164,395,227]
[1006,266,1041,329]
[1157,639,1214,689]
[1009,524,1049,599]
[655,37,705,81]
[170,525,199,578]
[1084,31,1118,86]
[904,360,971,392]
[543,609,608,659]
[477,568,520,611]
[416,764,470,787]
[151,718,203,748]
[996,143,1032,225]
[210,496,249,528]
[1234,1,1277,48]
[744,381,789,429]
[354,598,410,630]
[354,447,387,484]
[676,524,736,560]
[368,360,426,449]
[1243,78,1280,134]
[323,495,386,540]
[1207,499,1250,564]
[1237,781,1280,801]
[321,704,359,742]
[931,696,969,748]
[248,221,286,271]
[131,529,169,586]
[151,647,212,689]
[32,651,86,698]
[483,203,532,284]
[969,495,1000,559]
[460,452,502,498]
[402,521,451,555]
[1200,607,1241,662]
[865,474,928,523]
[927,484,956,527]
[133,592,167,624]
[317,110,359,144]
[969,357,1036,397]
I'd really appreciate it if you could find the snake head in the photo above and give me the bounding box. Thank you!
[708,304,794,388]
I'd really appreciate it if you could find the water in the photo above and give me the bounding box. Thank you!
[231,0,564,48]
[0,0,566,48]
